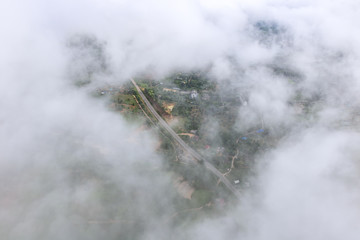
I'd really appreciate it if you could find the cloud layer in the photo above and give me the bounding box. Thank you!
[1,0,360,239]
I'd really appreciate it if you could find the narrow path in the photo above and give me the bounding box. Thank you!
[217,149,239,186]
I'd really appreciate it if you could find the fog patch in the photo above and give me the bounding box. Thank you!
[2,0,360,239]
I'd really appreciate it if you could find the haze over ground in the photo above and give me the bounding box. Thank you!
[1,0,360,239]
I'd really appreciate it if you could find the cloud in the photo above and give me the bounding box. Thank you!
[2,0,360,239]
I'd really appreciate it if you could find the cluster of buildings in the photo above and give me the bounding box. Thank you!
[163,87,199,99]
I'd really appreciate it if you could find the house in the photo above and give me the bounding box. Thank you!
[163,88,178,93]
[190,90,198,99]
[234,180,240,184]
[217,146,225,154]
[201,93,210,101]
[256,129,265,133]
[179,91,190,95]
[215,198,225,208]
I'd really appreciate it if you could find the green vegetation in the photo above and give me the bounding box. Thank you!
[92,71,296,222]
[172,72,216,90]
[191,190,213,207]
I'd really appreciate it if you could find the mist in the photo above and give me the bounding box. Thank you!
[1,0,360,239]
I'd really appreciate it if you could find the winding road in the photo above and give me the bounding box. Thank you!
[131,79,241,199]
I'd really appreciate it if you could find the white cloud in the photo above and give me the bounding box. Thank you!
[2,0,360,239]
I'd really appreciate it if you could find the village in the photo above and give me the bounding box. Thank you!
[91,72,293,219]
